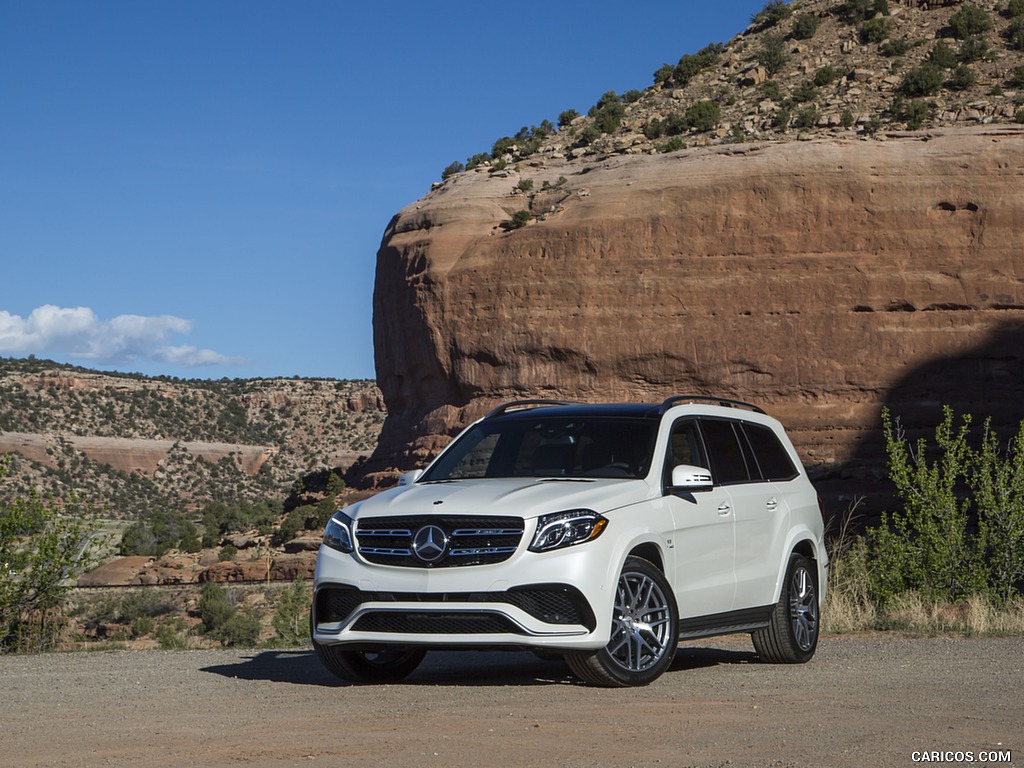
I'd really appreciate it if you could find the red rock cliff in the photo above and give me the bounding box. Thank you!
[369,127,1024,514]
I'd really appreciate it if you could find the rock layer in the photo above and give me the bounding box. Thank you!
[370,127,1024,515]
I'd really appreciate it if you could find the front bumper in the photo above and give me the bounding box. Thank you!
[311,539,620,652]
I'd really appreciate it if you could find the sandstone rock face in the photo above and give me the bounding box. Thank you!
[370,127,1024,516]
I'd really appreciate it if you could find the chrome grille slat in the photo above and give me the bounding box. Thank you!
[355,515,524,568]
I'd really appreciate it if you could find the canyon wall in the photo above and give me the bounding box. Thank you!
[369,127,1024,516]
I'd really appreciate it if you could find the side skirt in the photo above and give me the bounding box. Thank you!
[678,605,774,640]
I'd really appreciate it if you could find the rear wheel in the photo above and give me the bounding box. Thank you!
[752,552,819,663]
[566,556,678,687]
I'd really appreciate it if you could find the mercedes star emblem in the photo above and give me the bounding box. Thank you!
[412,524,448,563]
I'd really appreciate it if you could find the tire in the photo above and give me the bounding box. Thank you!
[313,642,427,684]
[752,552,819,664]
[566,556,679,687]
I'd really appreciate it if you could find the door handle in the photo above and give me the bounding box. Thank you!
[717,502,731,516]
[766,497,778,510]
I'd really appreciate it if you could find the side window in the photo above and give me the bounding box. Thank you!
[662,419,708,486]
[699,419,751,485]
[743,422,798,481]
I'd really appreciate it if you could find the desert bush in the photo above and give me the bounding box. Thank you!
[844,0,889,23]
[792,14,820,40]
[880,39,911,57]
[869,407,1024,608]
[155,618,189,649]
[1,456,99,651]
[271,577,310,647]
[840,109,856,127]
[859,17,890,43]
[685,101,721,132]
[120,508,199,556]
[793,80,820,102]
[757,34,789,75]
[1009,0,1024,18]
[949,3,992,39]
[927,41,958,69]
[899,63,945,96]
[948,64,977,90]
[516,179,534,193]
[441,161,464,180]
[671,43,724,87]
[813,65,840,86]
[588,92,626,134]
[557,109,579,128]
[793,105,819,129]
[1008,17,1024,49]
[752,0,792,28]
[1008,65,1024,88]
[958,35,991,62]
[501,210,532,231]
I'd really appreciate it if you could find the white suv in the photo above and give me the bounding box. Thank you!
[312,397,827,687]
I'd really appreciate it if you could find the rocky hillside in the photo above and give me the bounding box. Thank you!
[444,0,1024,174]
[365,0,1024,520]
[0,357,384,518]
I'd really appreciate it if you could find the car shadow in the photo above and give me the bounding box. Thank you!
[201,643,758,688]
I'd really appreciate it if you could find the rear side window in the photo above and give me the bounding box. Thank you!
[699,419,750,484]
[742,422,798,481]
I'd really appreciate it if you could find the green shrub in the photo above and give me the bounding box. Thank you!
[653,63,675,84]
[869,408,982,606]
[658,136,685,153]
[813,65,840,87]
[198,581,235,634]
[120,508,198,557]
[516,179,534,192]
[673,43,724,86]
[1009,0,1024,18]
[271,577,310,647]
[844,0,872,22]
[793,105,818,129]
[948,64,977,91]
[793,80,820,102]
[214,607,262,647]
[1008,17,1024,49]
[501,210,532,231]
[840,109,856,127]
[155,618,188,650]
[465,152,490,170]
[558,109,579,127]
[759,80,784,102]
[973,421,1024,606]
[588,91,625,134]
[949,3,992,39]
[859,17,890,43]
[752,0,792,28]
[890,97,931,129]
[792,13,820,40]
[880,39,910,57]
[1010,66,1024,88]
[1016,108,1024,123]
[684,100,721,132]
[757,34,789,75]
[643,118,665,140]
[927,41,958,69]
[772,107,792,129]
[899,64,945,96]
[958,36,991,63]
[441,161,464,180]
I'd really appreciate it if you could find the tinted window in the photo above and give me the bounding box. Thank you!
[422,417,659,481]
[663,419,708,486]
[743,423,798,481]
[699,419,750,484]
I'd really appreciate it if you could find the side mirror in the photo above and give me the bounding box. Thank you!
[668,464,714,492]
[397,469,423,487]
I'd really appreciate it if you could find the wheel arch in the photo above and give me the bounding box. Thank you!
[626,541,665,573]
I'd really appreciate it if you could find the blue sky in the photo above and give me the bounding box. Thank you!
[1,0,767,381]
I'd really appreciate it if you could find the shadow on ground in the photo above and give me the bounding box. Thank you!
[200,642,758,688]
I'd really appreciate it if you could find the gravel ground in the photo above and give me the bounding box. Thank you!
[1,634,1021,768]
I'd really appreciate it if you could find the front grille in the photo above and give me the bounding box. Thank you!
[355,515,524,567]
[351,612,523,635]
[314,585,595,630]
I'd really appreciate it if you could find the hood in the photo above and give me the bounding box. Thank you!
[345,476,652,521]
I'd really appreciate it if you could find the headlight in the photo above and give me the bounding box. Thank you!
[529,509,608,552]
[323,511,355,553]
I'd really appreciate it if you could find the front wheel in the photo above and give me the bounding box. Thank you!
[566,556,679,687]
[752,552,819,663]
[313,642,427,684]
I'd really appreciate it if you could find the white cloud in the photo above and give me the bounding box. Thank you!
[0,305,245,368]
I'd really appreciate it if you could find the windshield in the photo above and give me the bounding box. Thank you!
[421,416,658,481]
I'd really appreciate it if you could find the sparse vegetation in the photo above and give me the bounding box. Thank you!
[792,13,820,40]
[899,63,945,96]
[752,0,793,29]
[757,33,789,75]
[948,3,992,40]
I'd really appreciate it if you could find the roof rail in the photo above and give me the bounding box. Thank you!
[484,399,582,419]
[658,395,766,415]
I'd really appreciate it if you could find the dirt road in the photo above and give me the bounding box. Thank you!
[2,635,1020,768]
